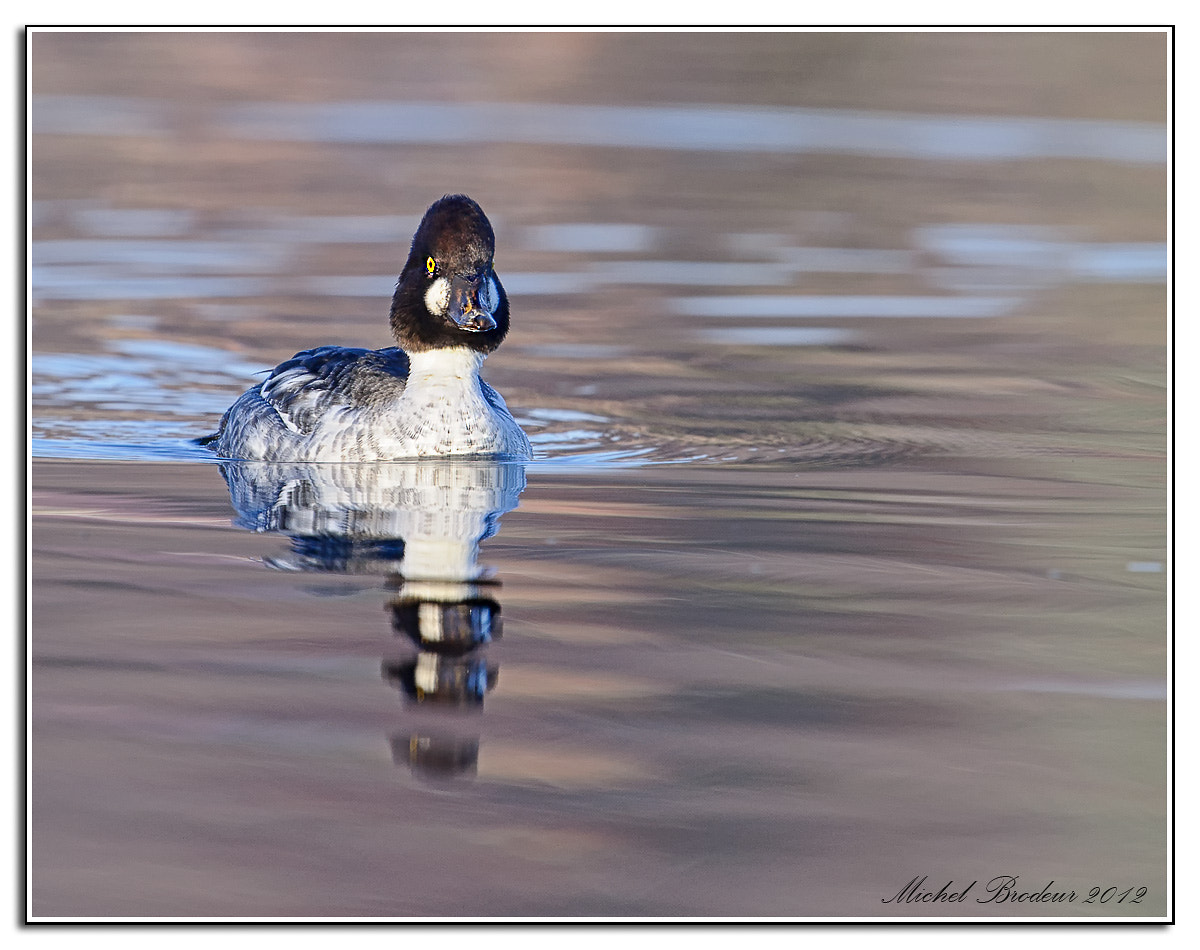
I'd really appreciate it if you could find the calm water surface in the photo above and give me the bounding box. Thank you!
[29,32,1168,919]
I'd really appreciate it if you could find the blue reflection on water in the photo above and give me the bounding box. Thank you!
[1072,244,1168,282]
[673,295,1023,319]
[522,223,659,253]
[697,328,857,346]
[32,433,220,462]
[33,94,170,135]
[33,340,265,416]
[32,271,275,301]
[33,239,287,270]
[917,225,1168,284]
[32,95,1167,164]
[214,100,1167,165]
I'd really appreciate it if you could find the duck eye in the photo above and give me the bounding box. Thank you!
[426,256,436,276]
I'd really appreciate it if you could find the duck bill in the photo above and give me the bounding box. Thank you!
[448,274,497,332]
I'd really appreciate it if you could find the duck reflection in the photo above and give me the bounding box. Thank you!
[216,459,526,781]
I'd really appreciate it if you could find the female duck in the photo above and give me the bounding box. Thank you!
[203,194,532,461]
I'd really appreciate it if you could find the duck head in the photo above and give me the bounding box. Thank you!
[389,194,510,354]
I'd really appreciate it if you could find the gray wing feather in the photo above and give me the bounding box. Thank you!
[258,346,410,434]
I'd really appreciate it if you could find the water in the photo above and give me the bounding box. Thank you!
[29,31,1168,920]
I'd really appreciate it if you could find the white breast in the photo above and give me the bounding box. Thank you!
[307,348,529,460]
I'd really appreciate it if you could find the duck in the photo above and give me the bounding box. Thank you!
[201,194,532,461]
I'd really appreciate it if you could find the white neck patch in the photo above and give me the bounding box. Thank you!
[406,347,487,385]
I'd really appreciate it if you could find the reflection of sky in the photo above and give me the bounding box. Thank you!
[673,295,1023,319]
[697,328,856,346]
[31,339,270,461]
[35,96,1167,165]
[33,340,265,415]
[32,425,219,461]
[211,100,1167,165]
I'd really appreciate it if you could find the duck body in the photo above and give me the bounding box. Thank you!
[203,195,532,462]
[209,344,530,461]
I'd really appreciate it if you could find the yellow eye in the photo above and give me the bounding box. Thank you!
[426,256,436,275]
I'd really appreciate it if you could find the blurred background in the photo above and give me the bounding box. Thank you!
[30,31,1169,920]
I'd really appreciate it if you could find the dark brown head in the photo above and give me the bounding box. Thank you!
[389,195,510,354]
